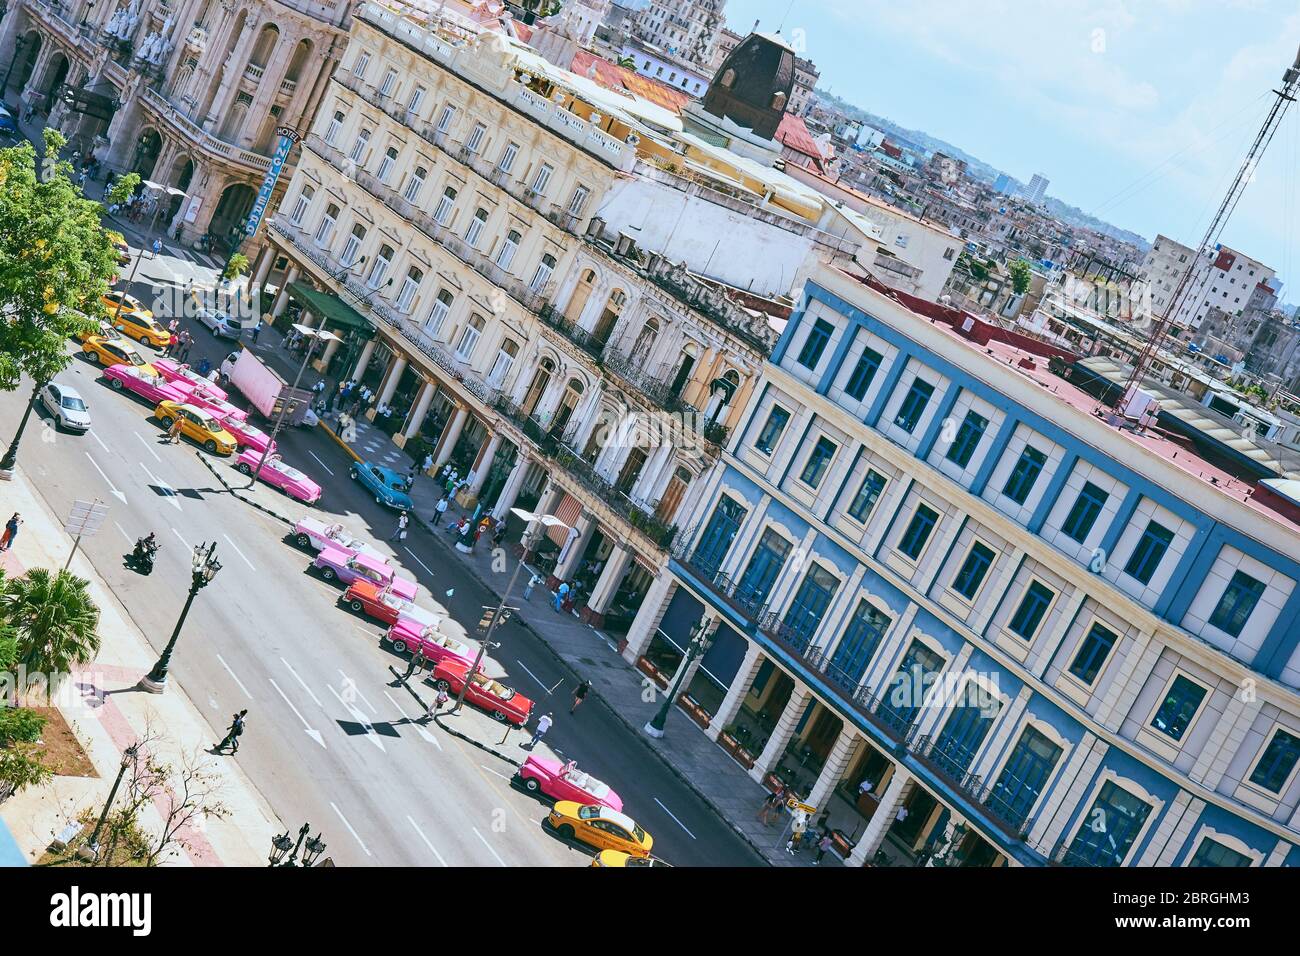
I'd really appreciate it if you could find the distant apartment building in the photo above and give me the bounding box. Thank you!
[791,55,819,116]
[1023,174,1049,205]
[993,173,1017,195]
[1142,235,1276,330]
[632,0,726,71]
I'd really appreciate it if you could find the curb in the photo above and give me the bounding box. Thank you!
[385,666,522,767]
[412,511,771,865]
[317,419,363,463]
[194,451,295,528]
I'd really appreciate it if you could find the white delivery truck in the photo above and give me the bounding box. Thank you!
[219,346,318,427]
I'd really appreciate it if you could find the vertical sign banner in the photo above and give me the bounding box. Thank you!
[244,126,301,238]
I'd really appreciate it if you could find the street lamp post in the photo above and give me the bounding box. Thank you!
[268,822,327,867]
[1,35,26,108]
[81,741,139,861]
[140,541,221,693]
[243,323,340,486]
[450,508,570,715]
[643,616,716,739]
[0,380,45,480]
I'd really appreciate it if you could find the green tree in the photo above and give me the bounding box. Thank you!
[105,171,141,209]
[0,606,51,799]
[222,252,250,283]
[0,129,119,473]
[616,56,637,69]
[1009,258,1033,296]
[0,568,101,695]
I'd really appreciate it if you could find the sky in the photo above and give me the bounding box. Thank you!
[723,0,1300,290]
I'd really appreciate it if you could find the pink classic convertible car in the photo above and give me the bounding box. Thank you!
[385,618,508,678]
[234,449,321,504]
[314,546,417,601]
[103,363,189,405]
[220,414,275,454]
[292,517,383,558]
[182,382,247,422]
[518,756,623,812]
[152,358,229,400]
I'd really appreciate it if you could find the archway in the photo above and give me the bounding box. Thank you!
[208,181,258,252]
[38,52,68,115]
[249,24,280,70]
[132,128,163,179]
[591,288,625,347]
[7,31,42,100]
[285,38,313,84]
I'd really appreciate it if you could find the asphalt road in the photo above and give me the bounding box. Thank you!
[0,243,762,867]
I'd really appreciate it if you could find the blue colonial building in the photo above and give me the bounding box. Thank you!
[620,261,1300,867]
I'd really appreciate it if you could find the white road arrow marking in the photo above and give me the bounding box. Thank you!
[83,452,127,503]
[139,461,181,511]
[383,690,441,749]
[328,683,386,752]
[268,678,325,748]
[216,653,254,700]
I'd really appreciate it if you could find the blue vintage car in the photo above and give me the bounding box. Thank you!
[349,460,413,510]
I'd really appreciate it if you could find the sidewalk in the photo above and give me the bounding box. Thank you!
[0,466,283,866]
[312,411,838,867]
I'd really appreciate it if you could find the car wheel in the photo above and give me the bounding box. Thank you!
[523,777,542,794]
[204,439,218,453]
[376,495,384,506]
[349,599,364,613]
[490,710,508,723]
[236,463,252,475]
[391,639,408,654]
[434,679,451,693]
[109,377,123,390]
[295,533,311,549]
[85,351,100,363]
[556,824,575,841]
[321,567,336,581]
[349,469,358,480]
[159,416,174,429]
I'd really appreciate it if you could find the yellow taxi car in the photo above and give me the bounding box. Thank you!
[81,335,155,373]
[106,230,131,266]
[154,401,238,455]
[547,801,653,858]
[100,292,168,348]
[590,849,672,867]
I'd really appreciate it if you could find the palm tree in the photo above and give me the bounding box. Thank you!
[0,568,101,701]
[616,56,637,69]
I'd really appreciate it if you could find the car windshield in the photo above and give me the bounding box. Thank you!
[380,592,405,610]
[577,805,602,821]
[122,351,145,366]
[61,396,87,411]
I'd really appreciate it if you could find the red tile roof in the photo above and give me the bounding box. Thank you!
[776,113,825,170]
[567,50,693,114]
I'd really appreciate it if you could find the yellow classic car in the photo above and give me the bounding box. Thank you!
[547,801,653,857]
[100,292,168,348]
[81,335,154,373]
[154,401,237,455]
[589,849,673,867]
[106,230,131,266]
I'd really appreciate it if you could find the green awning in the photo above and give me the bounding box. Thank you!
[285,281,373,334]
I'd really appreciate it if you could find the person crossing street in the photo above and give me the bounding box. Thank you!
[570,680,591,714]
[213,710,248,754]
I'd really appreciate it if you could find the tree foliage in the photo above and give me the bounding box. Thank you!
[0,567,101,690]
[222,252,250,282]
[105,171,141,209]
[0,129,118,391]
[1009,258,1033,296]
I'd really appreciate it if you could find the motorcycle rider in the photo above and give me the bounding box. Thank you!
[132,532,160,570]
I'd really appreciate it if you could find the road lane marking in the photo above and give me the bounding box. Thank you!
[654,798,697,840]
[170,527,191,551]
[330,802,372,857]
[139,461,182,511]
[472,826,507,867]
[280,656,324,708]
[83,452,127,503]
[267,678,325,748]
[337,668,377,715]
[113,521,134,545]
[327,683,386,752]
[134,431,162,463]
[222,534,256,571]
[402,547,433,576]
[308,451,335,475]
[216,653,254,700]
[90,430,113,455]
[513,659,550,692]
[407,815,447,866]
[382,690,442,749]
[479,763,512,782]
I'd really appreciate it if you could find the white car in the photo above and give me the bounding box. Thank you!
[291,517,384,558]
[195,309,242,339]
[40,382,91,432]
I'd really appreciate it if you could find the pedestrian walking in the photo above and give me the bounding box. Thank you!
[422,453,433,474]
[0,513,21,551]
[434,496,448,524]
[786,813,808,855]
[758,783,786,825]
[553,580,569,613]
[570,679,591,714]
[491,520,508,548]
[424,686,449,720]
[389,510,409,541]
[405,468,417,492]
[526,712,553,749]
[166,331,179,356]
[399,647,427,684]
[214,710,248,753]
[177,330,193,362]
[168,417,184,444]
[523,572,540,601]
[250,319,263,344]
[168,318,179,334]
[815,833,835,865]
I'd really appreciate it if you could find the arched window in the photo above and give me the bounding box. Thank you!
[496,229,521,271]
[377,146,398,183]
[324,110,345,146]
[314,203,339,246]
[488,338,519,387]
[367,244,394,289]
[425,289,454,336]
[289,184,314,225]
[629,317,659,364]
[465,207,489,246]
[396,266,423,312]
[529,253,556,293]
[348,128,371,163]
[456,313,485,360]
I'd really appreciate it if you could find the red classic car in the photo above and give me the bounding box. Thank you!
[341,579,441,629]
[430,659,533,725]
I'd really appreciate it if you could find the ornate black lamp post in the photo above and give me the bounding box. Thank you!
[0,380,45,480]
[268,822,327,867]
[2,34,27,107]
[140,541,221,692]
[81,741,139,861]
[644,617,716,739]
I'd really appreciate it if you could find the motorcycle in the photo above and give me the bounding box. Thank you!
[128,536,160,575]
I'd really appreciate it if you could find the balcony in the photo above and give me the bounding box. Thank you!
[602,348,731,449]
[536,303,607,361]
[550,444,677,548]
[304,133,554,315]
[245,63,265,81]
[140,88,273,174]
[280,78,298,96]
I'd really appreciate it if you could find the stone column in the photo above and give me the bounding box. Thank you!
[749,685,812,784]
[845,767,914,866]
[808,727,862,809]
[238,34,294,151]
[400,380,436,442]
[312,333,342,372]
[924,811,969,867]
[621,573,675,663]
[432,404,468,468]
[550,513,594,585]
[252,243,278,289]
[271,265,300,317]
[579,544,631,627]
[708,640,763,741]
[203,15,261,131]
[490,453,531,520]
[351,337,378,382]
[375,354,406,407]
[468,432,502,496]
